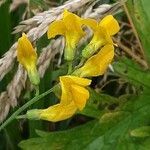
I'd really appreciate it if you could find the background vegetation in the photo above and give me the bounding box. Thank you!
[0,0,150,149]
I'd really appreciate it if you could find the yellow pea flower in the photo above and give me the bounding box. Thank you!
[26,75,91,122]
[17,33,40,85]
[73,45,114,77]
[47,9,85,61]
[27,101,77,122]
[82,15,119,59]
[60,75,91,110]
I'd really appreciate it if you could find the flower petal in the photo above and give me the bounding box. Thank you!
[48,10,86,61]
[47,20,66,39]
[81,26,113,59]
[60,77,72,105]
[63,9,72,18]
[17,33,39,85]
[63,10,83,32]
[78,44,114,77]
[99,15,120,36]
[17,33,37,68]
[40,102,77,122]
[63,10,85,41]
[60,75,91,105]
[81,18,98,31]
[71,84,89,110]
[60,75,91,86]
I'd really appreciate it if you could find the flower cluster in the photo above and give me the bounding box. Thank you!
[17,10,119,122]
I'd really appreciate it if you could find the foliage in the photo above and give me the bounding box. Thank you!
[126,0,150,66]
[19,57,150,150]
[1,0,150,150]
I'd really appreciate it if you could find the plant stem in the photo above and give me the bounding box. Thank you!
[0,85,57,131]
[35,85,39,96]
[76,57,86,69]
[67,61,73,74]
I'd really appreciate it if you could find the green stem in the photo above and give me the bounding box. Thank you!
[67,61,73,74]
[30,86,39,137]
[35,85,39,97]
[0,85,57,131]
[16,115,26,119]
[76,57,86,69]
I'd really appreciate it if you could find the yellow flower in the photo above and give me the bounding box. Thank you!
[60,75,91,110]
[47,9,85,61]
[73,45,114,77]
[27,76,91,122]
[17,33,40,85]
[27,102,77,122]
[82,15,119,59]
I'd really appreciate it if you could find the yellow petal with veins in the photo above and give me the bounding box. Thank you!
[47,20,66,39]
[47,10,86,61]
[76,45,114,77]
[82,15,119,59]
[99,15,120,36]
[40,102,77,122]
[26,76,91,122]
[17,33,40,85]
[60,76,91,106]
[71,84,90,110]
[60,77,72,105]
[81,18,98,31]
[63,10,85,61]
[63,10,83,31]
[17,33,37,68]
[60,75,91,87]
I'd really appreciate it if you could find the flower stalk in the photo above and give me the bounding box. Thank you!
[0,85,57,131]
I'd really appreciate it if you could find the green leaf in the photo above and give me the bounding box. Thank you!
[0,1,12,56]
[113,57,150,89]
[0,119,22,150]
[130,126,150,138]
[18,93,150,150]
[125,0,150,66]
[81,88,119,118]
